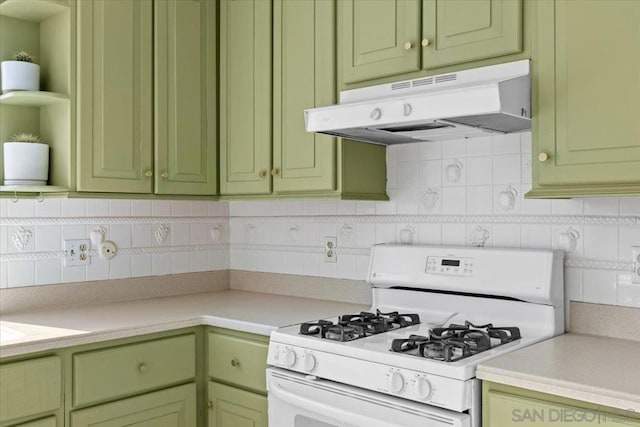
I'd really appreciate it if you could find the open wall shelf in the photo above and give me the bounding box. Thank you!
[0,0,68,22]
[0,91,68,106]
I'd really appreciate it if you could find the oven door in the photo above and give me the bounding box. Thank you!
[267,368,471,427]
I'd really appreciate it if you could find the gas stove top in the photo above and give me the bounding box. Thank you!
[267,244,565,416]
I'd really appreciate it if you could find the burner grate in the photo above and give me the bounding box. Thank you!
[391,321,521,362]
[300,310,420,342]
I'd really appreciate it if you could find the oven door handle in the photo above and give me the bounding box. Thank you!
[270,381,406,427]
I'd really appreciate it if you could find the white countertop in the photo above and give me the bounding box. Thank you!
[0,290,368,358]
[477,334,640,412]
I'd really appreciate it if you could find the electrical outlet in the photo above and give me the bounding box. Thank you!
[64,239,91,267]
[324,236,337,263]
[632,246,640,284]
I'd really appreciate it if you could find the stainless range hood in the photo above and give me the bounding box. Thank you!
[304,60,531,145]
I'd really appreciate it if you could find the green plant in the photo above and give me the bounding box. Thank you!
[13,51,35,63]
[9,132,41,143]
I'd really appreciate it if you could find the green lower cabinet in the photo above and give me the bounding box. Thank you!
[70,383,197,427]
[207,382,267,427]
[529,0,640,198]
[483,382,640,427]
[0,356,62,426]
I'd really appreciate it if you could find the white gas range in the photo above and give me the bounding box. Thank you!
[267,244,564,427]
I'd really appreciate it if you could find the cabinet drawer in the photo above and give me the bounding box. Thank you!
[208,331,268,393]
[73,334,195,407]
[0,356,62,424]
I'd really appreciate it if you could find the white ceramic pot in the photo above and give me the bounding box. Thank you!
[3,142,49,185]
[1,61,40,93]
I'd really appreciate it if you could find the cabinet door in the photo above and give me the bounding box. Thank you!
[485,390,640,427]
[70,383,196,427]
[340,0,420,84]
[422,0,522,70]
[219,0,272,195]
[273,0,336,193]
[77,0,153,193]
[208,382,267,427]
[155,0,217,196]
[530,0,640,197]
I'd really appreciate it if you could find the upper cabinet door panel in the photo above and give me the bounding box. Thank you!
[219,0,272,195]
[273,0,336,193]
[422,0,522,70]
[155,0,217,196]
[534,0,640,189]
[77,0,153,193]
[341,0,421,84]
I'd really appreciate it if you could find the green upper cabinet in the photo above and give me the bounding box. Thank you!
[340,0,421,84]
[273,0,336,193]
[422,0,522,70]
[339,0,523,85]
[221,0,387,200]
[77,0,153,193]
[219,0,272,195]
[528,0,640,198]
[154,0,217,196]
[77,0,217,196]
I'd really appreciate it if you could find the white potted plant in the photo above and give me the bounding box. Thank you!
[3,133,49,186]
[1,51,40,93]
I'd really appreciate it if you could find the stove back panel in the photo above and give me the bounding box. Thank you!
[367,244,563,308]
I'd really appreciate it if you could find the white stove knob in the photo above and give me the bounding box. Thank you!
[369,107,382,121]
[283,348,297,367]
[413,377,432,400]
[387,371,405,393]
[303,352,317,372]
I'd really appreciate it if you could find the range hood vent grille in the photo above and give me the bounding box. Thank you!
[435,73,457,83]
[391,81,411,91]
[412,77,433,87]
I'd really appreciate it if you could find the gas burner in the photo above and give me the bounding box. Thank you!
[299,310,420,342]
[391,320,521,362]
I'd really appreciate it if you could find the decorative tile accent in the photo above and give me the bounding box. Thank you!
[154,225,170,245]
[11,227,32,251]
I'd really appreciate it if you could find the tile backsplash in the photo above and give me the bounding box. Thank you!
[2,132,640,308]
[0,199,229,287]
[227,133,640,308]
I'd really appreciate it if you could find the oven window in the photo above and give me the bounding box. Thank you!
[295,415,339,427]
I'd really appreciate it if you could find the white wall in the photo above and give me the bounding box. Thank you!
[0,199,229,287]
[2,132,639,309]
[228,133,640,308]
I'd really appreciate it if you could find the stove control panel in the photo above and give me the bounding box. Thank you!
[268,342,473,412]
[426,256,474,276]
